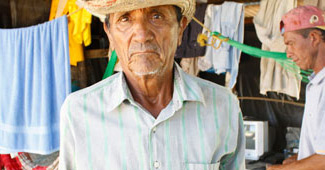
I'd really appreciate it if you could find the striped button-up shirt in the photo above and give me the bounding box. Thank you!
[59,64,245,170]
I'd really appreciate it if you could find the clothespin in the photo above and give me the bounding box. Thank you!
[192,17,229,50]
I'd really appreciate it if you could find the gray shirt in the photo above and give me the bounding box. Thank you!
[59,64,245,170]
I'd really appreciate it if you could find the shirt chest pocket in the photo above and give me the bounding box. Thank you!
[185,162,220,170]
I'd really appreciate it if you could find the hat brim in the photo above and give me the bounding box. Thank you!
[77,0,195,24]
[316,26,325,30]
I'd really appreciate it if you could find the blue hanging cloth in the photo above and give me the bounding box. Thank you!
[0,16,71,154]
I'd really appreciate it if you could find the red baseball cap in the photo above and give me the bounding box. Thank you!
[280,5,325,34]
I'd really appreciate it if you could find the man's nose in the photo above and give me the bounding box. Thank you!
[132,19,154,43]
[286,47,293,59]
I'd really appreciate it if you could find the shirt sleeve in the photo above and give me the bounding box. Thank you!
[314,86,325,156]
[316,133,325,155]
[59,99,77,170]
[220,95,246,170]
[315,111,325,155]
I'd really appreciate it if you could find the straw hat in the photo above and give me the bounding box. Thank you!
[76,0,195,23]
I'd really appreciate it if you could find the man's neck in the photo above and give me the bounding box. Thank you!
[124,69,174,118]
[313,45,325,74]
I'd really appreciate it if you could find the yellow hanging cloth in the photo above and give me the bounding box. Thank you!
[49,0,92,66]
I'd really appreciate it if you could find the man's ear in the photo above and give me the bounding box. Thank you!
[103,22,115,50]
[177,17,188,46]
[309,30,322,47]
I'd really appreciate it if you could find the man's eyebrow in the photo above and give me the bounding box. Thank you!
[149,6,169,12]
[148,8,162,13]
[114,11,130,18]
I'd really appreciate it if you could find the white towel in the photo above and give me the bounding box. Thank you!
[254,0,301,99]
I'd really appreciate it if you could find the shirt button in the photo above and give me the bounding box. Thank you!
[152,127,157,133]
[154,161,160,168]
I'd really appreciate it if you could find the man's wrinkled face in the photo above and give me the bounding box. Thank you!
[284,31,316,70]
[105,5,186,77]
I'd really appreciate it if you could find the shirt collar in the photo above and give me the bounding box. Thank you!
[173,63,206,105]
[104,72,133,112]
[308,67,325,85]
[106,62,206,112]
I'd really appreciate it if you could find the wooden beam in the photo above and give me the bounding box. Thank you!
[84,49,109,59]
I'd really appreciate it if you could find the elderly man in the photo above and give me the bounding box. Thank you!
[267,6,325,170]
[59,0,245,169]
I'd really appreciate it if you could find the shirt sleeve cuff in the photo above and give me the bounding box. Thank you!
[316,150,325,155]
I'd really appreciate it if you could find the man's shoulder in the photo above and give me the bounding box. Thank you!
[179,71,239,111]
[66,72,122,101]
[183,72,234,97]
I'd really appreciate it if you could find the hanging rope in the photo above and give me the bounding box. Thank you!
[192,16,312,83]
[67,8,83,17]
[102,50,118,79]
[238,96,305,107]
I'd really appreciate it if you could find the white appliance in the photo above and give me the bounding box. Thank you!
[244,120,269,160]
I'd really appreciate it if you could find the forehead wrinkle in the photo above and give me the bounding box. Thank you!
[114,6,175,16]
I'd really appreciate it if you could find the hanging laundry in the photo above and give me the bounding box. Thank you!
[17,152,59,170]
[0,153,59,170]
[49,0,92,66]
[253,0,301,99]
[0,154,22,170]
[175,3,207,58]
[180,57,200,76]
[304,0,325,10]
[198,2,244,89]
[0,16,71,154]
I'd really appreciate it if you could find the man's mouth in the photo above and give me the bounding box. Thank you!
[292,58,299,63]
[129,43,160,58]
[130,51,159,57]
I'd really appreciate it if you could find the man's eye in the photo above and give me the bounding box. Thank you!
[119,15,130,22]
[152,13,162,20]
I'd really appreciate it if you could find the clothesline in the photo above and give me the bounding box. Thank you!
[238,96,305,107]
[191,16,312,83]
[67,8,83,17]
